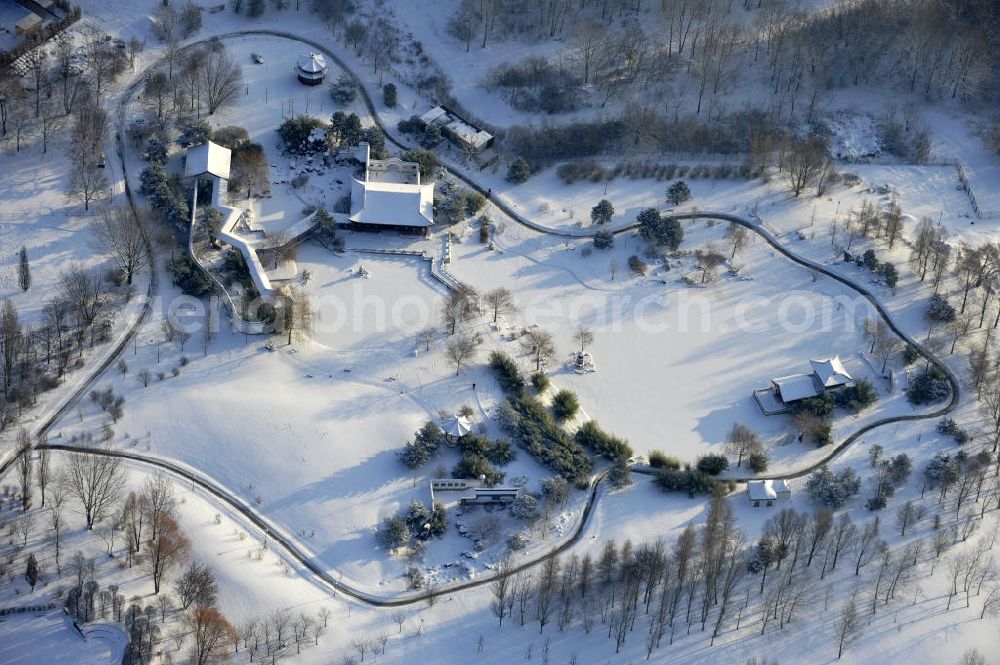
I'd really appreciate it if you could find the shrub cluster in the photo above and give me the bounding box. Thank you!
[695,454,729,475]
[551,389,579,421]
[556,160,754,185]
[277,115,327,155]
[926,294,956,322]
[654,466,717,497]
[937,417,969,444]
[648,450,681,470]
[906,366,950,404]
[805,466,860,508]
[852,248,898,289]
[166,255,214,297]
[140,162,190,228]
[637,208,684,250]
[833,378,877,412]
[574,420,632,462]
[501,393,592,484]
[489,351,526,394]
[398,421,444,469]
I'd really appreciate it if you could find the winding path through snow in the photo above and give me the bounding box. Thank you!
[0,29,961,608]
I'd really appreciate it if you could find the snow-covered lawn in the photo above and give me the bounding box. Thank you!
[0,611,128,665]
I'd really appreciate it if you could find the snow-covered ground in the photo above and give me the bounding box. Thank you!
[0,611,128,665]
[3,1,1000,664]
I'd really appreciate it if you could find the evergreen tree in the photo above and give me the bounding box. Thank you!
[590,199,614,225]
[666,180,692,206]
[506,157,530,183]
[421,123,443,148]
[382,83,397,108]
[25,553,38,590]
[17,246,30,292]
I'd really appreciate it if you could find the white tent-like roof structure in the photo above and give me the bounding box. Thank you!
[297,53,328,75]
[810,356,853,388]
[184,141,231,180]
[772,373,821,403]
[441,415,472,439]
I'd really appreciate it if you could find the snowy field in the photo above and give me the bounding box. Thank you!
[2,1,1000,664]
[0,611,127,665]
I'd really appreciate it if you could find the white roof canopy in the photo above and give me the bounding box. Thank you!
[297,53,328,74]
[772,373,821,403]
[810,355,853,388]
[184,141,231,180]
[441,415,472,438]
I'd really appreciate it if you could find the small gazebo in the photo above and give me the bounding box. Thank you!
[296,53,328,85]
[441,414,472,444]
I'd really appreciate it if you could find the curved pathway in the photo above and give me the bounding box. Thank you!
[0,30,961,608]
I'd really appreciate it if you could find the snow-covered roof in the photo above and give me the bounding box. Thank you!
[810,355,853,388]
[441,414,472,438]
[16,13,41,32]
[420,106,448,125]
[420,105,493,150]
[747,480,778,501]
[443,118,493,150]
[772,479,791,495]
[772,373,821,403]
[297,53,328,74]
[349,179,434,228]
[184,141,231,180]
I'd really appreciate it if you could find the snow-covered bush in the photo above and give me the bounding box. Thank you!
[926,294,956,322]
[593,230,614,250]
[575,420,632,461]
[489,351,526,394]
[695,454,729,476]
[551,389,579,421]
[906,367,950,405]
[805,466,860,509]
[937,417,969,444]
[510,491,537,519]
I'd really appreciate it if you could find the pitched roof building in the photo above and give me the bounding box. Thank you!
[184,141,232,181]
[348,142,434,235]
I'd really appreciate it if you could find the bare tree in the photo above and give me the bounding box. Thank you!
[36,443,50,507]
[521,329,556,371]
[834,598,862,659]
[417,327,437,352]
[201,48,243,115]
[91,206,150,286]
[12,512,35,548]
[144,513,190,594]
[66,161,110,212]
[442,288,479,335]
[390,611,405,633]
[787,137,829,197]
[50,493,66,573]
[491,554,515,627]
[61,448,127,529]
[59,264,103,326]
[726,223,749,259]
[724,423,762,468]
[572,325,594,353]
[484,286,515,323]
[445,335,479,375]
[853,517,882,576]
[15,428,32,510]
[187,606,237,665]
